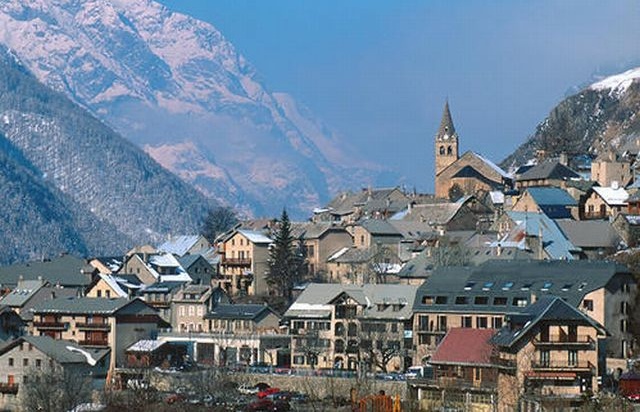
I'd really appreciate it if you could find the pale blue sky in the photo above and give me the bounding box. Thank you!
[159,0,640,190]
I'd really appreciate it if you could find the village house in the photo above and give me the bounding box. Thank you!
[177,254,216,285]
[284,283,417,372]
[582,184,629,220]
[0,278,77,322]
[171,284,218,333]
[312,187,411,223]
[591,150,633,188]
[292,222,353,281]
[492,297,607,411]
[120,253,192,285]
[613,213,640,247]
[510,187,578,219]
[411,260,635,366]
[0,335,110,411]
[216,229,272,296]
[85,274,143,299]
[326,245,403,285]
[556,220,622,259]
[515,160,582,190]
[30,297,166,371]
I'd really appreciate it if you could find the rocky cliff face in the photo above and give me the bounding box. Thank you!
[0,0,385,218]
[502,68,640,168]
[0,46,214,262]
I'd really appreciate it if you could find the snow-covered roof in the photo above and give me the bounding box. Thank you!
[328,247,350,261]
[490,191,505,205]
[149,253,181,267]
[157,235,203,256]
[471,152,511,179]
[237,230,273,244]
[593,186,629,206]
[590,67,640,96]
[98,274,128,298]
[127,339,166,353]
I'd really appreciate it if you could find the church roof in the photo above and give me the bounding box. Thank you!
[436,101,457,140]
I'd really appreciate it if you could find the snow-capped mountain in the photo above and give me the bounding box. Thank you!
[0,0,385,217]
[502,67,640,167]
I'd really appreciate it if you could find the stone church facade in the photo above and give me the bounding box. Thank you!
[434,102,512,199]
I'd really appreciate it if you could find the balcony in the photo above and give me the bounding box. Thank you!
[221,257,251,266]
[534,335,593,348]
[79,340,109,347]
[416,328,447,335]
[33,321,67,330]
[76,322,111,331]
[531,360,594,372]
[411,376,497,392]
[146,300,170,308]
[0,383,18,394]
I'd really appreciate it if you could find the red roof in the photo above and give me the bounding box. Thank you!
[431,328,497,365]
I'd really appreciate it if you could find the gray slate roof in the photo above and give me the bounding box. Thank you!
[205,304,275,321]
[414,260,631,314]
[0,280,46,307]
[518,160,580,181]
[0,255,91,288]
[32,297,132,315]
[0,335,109,365]
[556,219,622,249]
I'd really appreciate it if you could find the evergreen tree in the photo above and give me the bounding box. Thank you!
[266,209,304,301]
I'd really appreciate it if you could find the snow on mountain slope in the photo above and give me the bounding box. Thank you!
[590,67,640,96]
[0,0,386,217]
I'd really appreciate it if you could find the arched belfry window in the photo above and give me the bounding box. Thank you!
[447,146,453,155]
[439,146,445,155]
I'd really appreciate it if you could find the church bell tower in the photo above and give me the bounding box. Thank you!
[434,101,459,177]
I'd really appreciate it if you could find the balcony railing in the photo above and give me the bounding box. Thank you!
[79,340,109,347]
[412,376,497,391]
[534,335,593,347]
[0,383,19,394]
[146,300,171,308]
[76,322,111,331]
[221,257,252,266]
[531,360,594,371]
[33,321,67,330]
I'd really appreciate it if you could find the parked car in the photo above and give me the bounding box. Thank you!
[257,387,281,399]
[627,393,640,403]
[238,384,260,395]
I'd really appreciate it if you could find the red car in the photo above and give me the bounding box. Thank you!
[627,393,640,403]
[257,387,280,399]
[165,393,186,404]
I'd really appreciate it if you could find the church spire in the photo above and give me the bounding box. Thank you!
[436,100,456,140]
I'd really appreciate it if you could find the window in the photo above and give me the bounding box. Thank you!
[476,317,488,328]
[293,355,305,365]
[621,301,628,315]
[623,283,631,293]
[561,284,573,291]
[189,306,195,316]
[307,245,315,258]
[482,282,494,291]
[97,290,102,297]
[180,306,185,316]
[521,283,532,291]
[197,306,203,316]
[539,350,550,367]
[418,334,432,345]
[439,146,445,155]
[541,282,552,291]
[435,296,448,305]
[464,282,475,290]
[461,316,472,328]
[621,319,628,333]
[513,297,528,307]
[35,359,41,368]
[583,299,594,311]
[437,316,447,331]
[23,359,28,367]
[493,297,507,306]
[418,315,429,331]
[492,317,503,329]
[502,282,514,291]
[421,296,434,305]
[474,296,489,305]
[455,296,469,305]
[106,290,111,298]
[568,350,578,366]
[447,146,452,155]
[8,358,13,367]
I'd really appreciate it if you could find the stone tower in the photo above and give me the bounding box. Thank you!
[434,101,459,177]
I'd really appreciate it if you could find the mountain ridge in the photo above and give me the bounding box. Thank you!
[0,0,389,218]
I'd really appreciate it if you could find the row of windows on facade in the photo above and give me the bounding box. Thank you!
[417,315,503,332]
[178,305,205,317]
[291,320,403,335]
[293,337,400,352]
